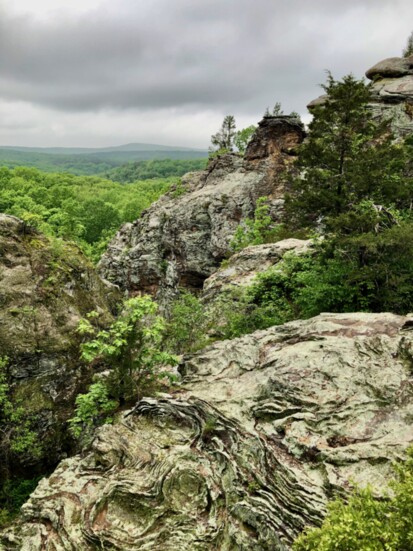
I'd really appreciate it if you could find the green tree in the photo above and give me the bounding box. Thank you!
[284,73,413,314]
[272,102,284,116]
[210,115,237,152]
[403,31,413,57]
[165,292,210,354]
[286,74,398,229]
[234,125,257,154]
[70,297,178,438]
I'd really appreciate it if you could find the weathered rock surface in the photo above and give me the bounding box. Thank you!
[202,238,311,302]
[0,215,119,465]
[4,312,413,550]
[98,117,305,305]
[308,56,413,138]
[365,55,413,80]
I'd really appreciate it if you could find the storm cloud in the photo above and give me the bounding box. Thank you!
[0,0,412,147]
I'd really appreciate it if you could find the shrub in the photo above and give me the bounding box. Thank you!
[0,357,42,477]
[293,448,413,551]
[164,291,210,354]
[230,197,276,252]
[70,296,178,438]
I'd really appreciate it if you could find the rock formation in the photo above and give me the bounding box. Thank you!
[3,312,413,550]
[98,117,305,305]
[308,55,413,138]
[0,214,119,465]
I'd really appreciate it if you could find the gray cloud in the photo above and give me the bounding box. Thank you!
[0,0,412,146]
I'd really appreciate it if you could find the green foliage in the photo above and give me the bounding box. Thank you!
[293,448,413,551]
[234,125,257,154]
[70,297,178,438]
[272,102,283,116]
[286,73,412,232]
[283,73,413,315]
[403,31,413,57]
[0,357,42,473]
[210,115,237,152]
[105,158,207,183]
[0,167,174,261]
[0,477,41,528]
[68,382,118,439]
[208,147,231,160]
[230,197,276,252]
[209,289,278,340]
[0,148,209,176]
[165,291,210,354]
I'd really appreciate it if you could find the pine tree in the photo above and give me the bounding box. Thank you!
[285,73,411,233]
[210,115,237,151]
[272,102,283,116]
[403,31,413,57]
[284,73,413,314]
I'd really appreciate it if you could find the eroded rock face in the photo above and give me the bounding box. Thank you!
[308,56,413,138]
[98,117,305,305]
[202,238,311,302]
[4,312,413,550]
[0,215,119,465]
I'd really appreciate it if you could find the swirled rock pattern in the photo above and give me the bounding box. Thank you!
[4,312,413,550]
[98,117,305,305]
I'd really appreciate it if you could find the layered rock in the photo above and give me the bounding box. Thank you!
[202,238,311,302]
[98,117,305,305]
[4,312,413,550]
[308,55,413,138]
[0,215,119,465]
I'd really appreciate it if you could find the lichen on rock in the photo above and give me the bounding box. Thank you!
[4,312,413,549]
[98,117,305,306]
[0,214,119,466]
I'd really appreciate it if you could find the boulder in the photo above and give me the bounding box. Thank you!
[365,55,413,80]
[98,117,306,306]
[4,312,413,550]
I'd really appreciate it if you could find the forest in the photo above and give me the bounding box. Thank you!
[0,147,208,176]
[0,166,175,261]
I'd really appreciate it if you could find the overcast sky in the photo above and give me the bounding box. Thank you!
[0,0,412,148]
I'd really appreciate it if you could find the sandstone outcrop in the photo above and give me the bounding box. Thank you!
[98,117,305,305]
[202,238,311,302]
[308,56,413,138]
[0,214,119,466]
[4,312,413,550]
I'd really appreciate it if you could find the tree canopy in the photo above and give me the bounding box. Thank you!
[0,167,174,261]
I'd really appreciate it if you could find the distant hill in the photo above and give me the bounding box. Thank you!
[0,142,207,155]
[0,143,209,176]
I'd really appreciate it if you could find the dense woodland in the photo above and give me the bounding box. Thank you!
[2,70,413,548]
[0,148,208,176]
[0,167,175,261]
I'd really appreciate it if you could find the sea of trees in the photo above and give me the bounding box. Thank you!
[0,167,174,261]
[0,148,208,176]
[104,158,207,182]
